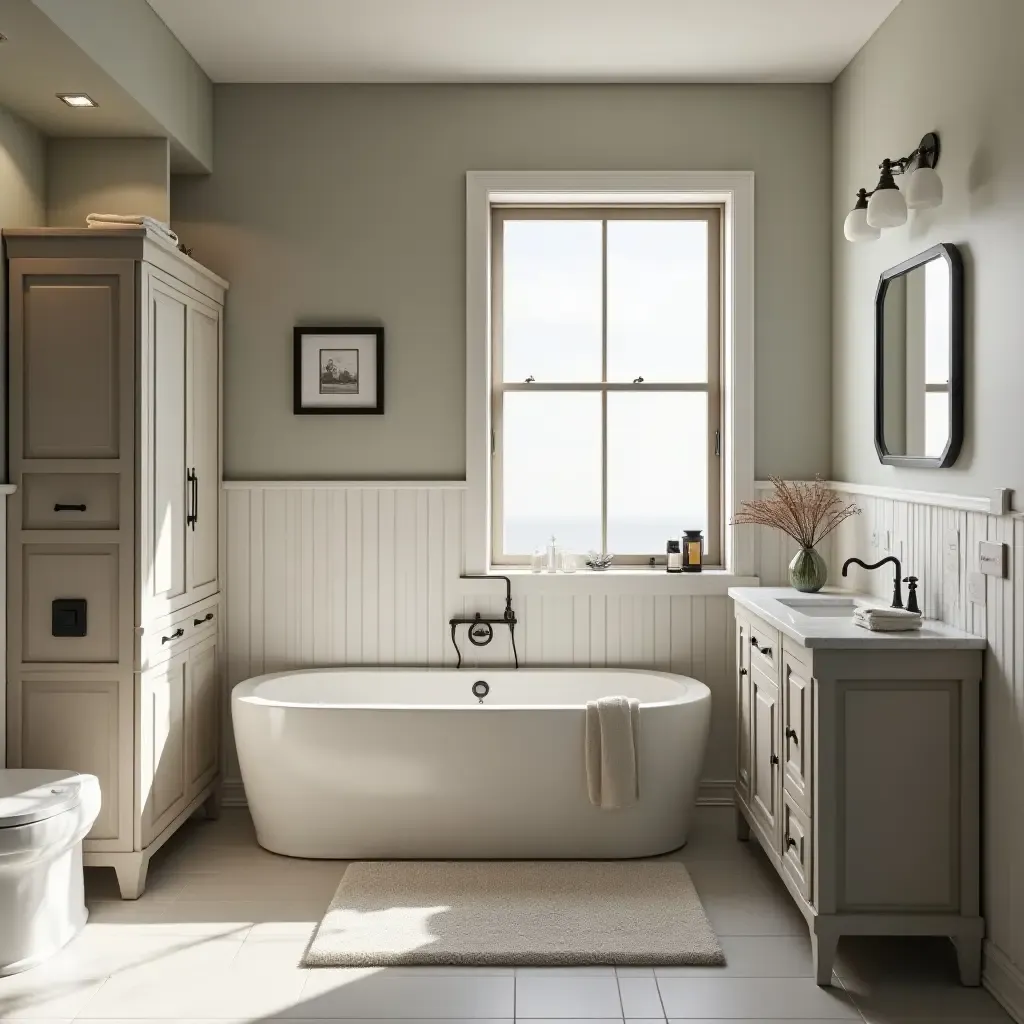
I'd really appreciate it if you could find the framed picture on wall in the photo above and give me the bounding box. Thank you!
[293,326,385,414]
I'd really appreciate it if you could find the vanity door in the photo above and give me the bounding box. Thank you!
[782,646,813,815]
[751,666,781,844]
[735,615,753,802]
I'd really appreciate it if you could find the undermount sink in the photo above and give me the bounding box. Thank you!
[776,596,859,618]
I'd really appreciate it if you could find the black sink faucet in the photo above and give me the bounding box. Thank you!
[842,555,904,609]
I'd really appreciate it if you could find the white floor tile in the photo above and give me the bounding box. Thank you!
[616,967,655,977]
[76,965,308,1019]
[617,977,664,1018]
[656,935,818,978]
[295,971,515,1018]
[848,981,1010,1020]
[0,971,106,1020]
[701,892,808,937]
[515,976,623,1018]
[657,977,860,1018]
[517,968,617,976]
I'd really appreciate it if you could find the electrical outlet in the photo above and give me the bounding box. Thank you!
[968,571,987,606]
[979,541,1007,578]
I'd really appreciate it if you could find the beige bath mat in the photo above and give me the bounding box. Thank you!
[303,860,724,967]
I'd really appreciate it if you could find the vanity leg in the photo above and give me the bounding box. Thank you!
[953,934,982,987]
[112,853,149,901]
[735,806,750,841]
[811,920,840,986]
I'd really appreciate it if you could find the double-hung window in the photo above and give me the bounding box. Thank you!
[490,206,722,566]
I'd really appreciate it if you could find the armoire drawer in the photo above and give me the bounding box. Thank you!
[140,600,218,671]
[22,473,120,530]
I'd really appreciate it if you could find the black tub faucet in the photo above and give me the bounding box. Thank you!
[842,555,904,609]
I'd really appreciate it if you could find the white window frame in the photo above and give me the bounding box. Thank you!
[465,171,755,582]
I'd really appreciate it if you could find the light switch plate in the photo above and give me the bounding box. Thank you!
[979,540,1007,578]
[968,571,987,606]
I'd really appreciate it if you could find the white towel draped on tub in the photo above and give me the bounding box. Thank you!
[585,696,641,809]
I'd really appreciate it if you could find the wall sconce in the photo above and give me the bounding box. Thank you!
[844,132,942,242]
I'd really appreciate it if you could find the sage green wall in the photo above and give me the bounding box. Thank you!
[172,84,831,481]
[47,137,170,227]
[833,0,1024,495]
[0,102,47,474]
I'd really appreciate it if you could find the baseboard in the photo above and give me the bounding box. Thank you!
[697,780,735,806]
[221,779,247,807]
[984,942,1024,1023]
[222,777,734,810]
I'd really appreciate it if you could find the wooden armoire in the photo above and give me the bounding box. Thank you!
[4,228,227,898]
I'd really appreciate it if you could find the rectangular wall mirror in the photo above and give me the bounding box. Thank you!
[875,242,964,468]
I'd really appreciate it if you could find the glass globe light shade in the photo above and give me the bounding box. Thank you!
[867,185,908,228]
[904,166,943,209]
[844,206,881,242]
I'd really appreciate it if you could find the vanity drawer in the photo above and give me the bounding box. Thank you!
[782,646,813,816]
[748,616,779,677]
[140,600,218,671]
[22,473,120,530]
[782,791,813,903]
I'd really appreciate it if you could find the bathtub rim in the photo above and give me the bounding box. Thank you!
[231,666,711,712]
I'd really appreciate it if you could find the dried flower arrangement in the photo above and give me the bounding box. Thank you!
[732,476,861,549]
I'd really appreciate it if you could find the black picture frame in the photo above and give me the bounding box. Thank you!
[874,242,964,468]
[293,326,385,415]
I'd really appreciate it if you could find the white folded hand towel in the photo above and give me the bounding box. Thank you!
[853,606,923,632]
[86,213,179,245]
[585,695,641,810]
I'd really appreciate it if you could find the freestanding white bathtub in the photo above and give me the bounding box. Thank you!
[232,669,711,859]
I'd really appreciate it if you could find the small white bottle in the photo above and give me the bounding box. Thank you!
[546,535,559,572]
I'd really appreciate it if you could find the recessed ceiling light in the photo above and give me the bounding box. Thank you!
[57,93,98,108]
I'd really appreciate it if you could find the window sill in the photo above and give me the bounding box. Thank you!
[458,568,760,596]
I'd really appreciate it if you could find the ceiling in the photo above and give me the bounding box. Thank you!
[146,0,901,84]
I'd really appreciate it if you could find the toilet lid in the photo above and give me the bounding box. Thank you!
[0,769,84,828]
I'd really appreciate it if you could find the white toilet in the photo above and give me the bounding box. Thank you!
[0,769,101,976]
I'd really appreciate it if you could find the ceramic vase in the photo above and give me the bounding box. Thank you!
[789,545,828,593]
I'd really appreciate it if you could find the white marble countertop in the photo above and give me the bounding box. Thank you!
[728,586,987,650]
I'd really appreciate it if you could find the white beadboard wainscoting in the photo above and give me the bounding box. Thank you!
[220,480,784,808]
[826,484,1024,1022]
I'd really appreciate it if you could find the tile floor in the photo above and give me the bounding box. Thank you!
[0,806,1013,1023]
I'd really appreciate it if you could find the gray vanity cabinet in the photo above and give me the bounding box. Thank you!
[5,229,227,899]
[732,599,983,988]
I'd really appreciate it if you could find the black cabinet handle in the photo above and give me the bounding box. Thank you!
[194,613,214,626]
[786,835,797,849]
[786,727,799,743]
[192,470,199,528]
[739,667,747,676]
[770,753,779,765]
[161,628,185,644]
[186,470,196,527]
[54,503,87,512]
[750,636,773,657]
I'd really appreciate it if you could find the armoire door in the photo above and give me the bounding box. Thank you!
[142,274,189,617]
[139,651,189,846]
[185,301,220,599]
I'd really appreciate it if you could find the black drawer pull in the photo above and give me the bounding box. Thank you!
[786,835,797,849]
[194,613,214,626]
[750,636,773,657]
[786,727,799,743]
[770,753,779,765]
[54,503,87,512]
[161,628,185,644]
[739,667,747,676]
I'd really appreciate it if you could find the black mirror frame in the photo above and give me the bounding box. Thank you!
[874,241,964,469]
